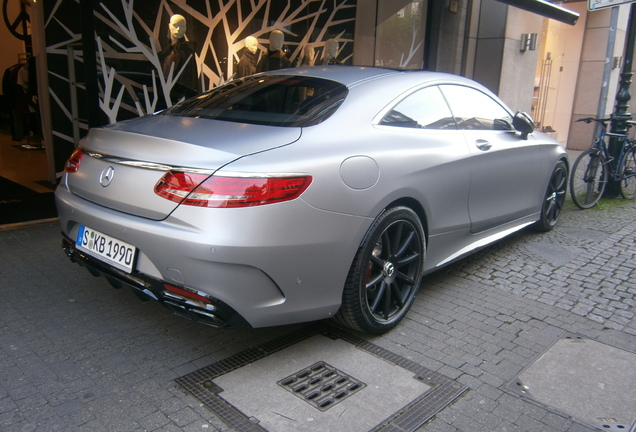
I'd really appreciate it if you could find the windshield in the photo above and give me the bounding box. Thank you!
[164,75,348,127]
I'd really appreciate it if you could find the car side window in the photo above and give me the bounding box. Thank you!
[380,86,457,130]
[439,85,514,131]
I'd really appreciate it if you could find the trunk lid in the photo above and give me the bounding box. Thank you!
[66,115,301,220]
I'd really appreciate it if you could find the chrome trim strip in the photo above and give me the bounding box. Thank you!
[79,147,309,178]
[435,221,534,268]
[80,147,215,174]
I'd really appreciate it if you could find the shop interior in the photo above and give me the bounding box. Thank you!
[1,1,51,195]
[0,0,56,227]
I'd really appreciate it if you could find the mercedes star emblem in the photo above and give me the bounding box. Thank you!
[100,166,115,187]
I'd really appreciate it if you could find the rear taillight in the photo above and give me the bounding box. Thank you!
[153,172,208,203]
[154,171,312,208]
[64,149,84,173]
[163,284,212,303]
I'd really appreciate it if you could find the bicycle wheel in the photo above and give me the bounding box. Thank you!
[570,148,608,209]
[618,145,636,199]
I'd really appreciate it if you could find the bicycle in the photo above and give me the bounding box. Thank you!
[569,117,636,209]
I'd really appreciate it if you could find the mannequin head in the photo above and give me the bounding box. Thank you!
[245,36,258,54]
[169,14,187,41]
[303,45,315,66]
[324,39,339,59]
[269,30,284,51]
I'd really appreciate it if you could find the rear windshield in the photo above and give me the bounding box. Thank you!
[164,75,348,127]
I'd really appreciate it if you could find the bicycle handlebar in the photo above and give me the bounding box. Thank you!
[577,117,636,127]
[576,117,611,125]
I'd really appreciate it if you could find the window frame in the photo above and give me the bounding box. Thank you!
[438,84,515,132]
[164,75,349,127]
[373,81,516,134]
[377,84,458,130]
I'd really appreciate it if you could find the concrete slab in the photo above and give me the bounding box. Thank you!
[509,335,636,431]
[176,324,468,432]
[214,334,430,432]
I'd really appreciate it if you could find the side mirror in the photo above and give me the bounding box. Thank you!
[512,111,535,140]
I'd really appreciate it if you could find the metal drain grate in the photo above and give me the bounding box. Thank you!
[176,323,469,432]
[277,361,366,411]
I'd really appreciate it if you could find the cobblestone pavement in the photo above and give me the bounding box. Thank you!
[1,197,635,432]
[445,201,636,335]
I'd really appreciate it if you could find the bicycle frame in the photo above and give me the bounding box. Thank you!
[582,118,634,182]
[570,116,636,208]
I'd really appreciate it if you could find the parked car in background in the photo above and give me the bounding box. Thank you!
[56,66,568,334]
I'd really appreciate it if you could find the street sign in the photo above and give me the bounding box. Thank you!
[589,0,635,11]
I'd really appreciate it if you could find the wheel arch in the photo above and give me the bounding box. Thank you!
[540,155,569,201]
[560,155,570,174]
[556,154,570,191]
[360,197,429,248]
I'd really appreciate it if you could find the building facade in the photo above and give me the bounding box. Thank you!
[1,0,633,183]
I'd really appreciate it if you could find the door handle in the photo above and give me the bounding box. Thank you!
[476,140,492,151]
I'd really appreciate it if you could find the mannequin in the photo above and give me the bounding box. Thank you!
[159,14,197,98]
[236,36,259,78]
[270,30,284,51]
[257,30,292,72]
[321,39,343,65]
[297,45,315,67]
[169,14,186,42]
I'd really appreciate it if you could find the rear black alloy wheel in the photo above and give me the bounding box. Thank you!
[336,206,425,334]
[534,160,568,232]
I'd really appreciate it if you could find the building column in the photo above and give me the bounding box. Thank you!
[568,7,626,150]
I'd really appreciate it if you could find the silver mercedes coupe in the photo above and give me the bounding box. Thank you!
[56,66,568,334]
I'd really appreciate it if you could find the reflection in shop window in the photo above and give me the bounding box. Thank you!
[375,0,426,69]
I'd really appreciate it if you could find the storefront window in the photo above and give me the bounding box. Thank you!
[375,0,427,69]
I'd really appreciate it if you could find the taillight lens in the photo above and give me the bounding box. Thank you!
[163,284,212,303]
[64,149,84,173]
[154,171,312,208]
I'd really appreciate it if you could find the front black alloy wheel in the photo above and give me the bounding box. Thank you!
[336,206,425,334]
[534,160,568,232]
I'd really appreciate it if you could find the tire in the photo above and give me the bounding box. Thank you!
[570,148,607,209]
[336,206,425,334]
[534,160,568,232]
[618,146,636,200]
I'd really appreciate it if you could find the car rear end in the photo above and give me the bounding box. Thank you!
[55,70,384,329]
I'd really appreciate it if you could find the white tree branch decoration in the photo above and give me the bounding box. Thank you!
[100,0,193,107]
[399,23,424,68]
[92,0,355,118]
[96,37,125,123]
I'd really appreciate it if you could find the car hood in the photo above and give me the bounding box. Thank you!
[65,115,302,220]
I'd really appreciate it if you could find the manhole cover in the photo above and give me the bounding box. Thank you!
[278,361,366,411]
[508,334,636,431]
[176,324,468,432]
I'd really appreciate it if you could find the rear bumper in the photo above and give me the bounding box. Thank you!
[61,235,251,329]
[56,184,371,328]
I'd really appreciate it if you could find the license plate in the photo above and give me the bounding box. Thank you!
[76,225,137,273]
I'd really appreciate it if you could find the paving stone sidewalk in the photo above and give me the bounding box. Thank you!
[0,198,635,432]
